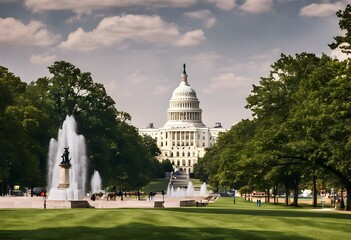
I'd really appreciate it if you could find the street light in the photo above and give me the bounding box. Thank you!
[161,190,165,203]
[43,190,47,209]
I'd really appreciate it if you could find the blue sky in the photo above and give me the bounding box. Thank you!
[0,0,348,128]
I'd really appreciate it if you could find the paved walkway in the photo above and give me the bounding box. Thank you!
[0,195,205,209]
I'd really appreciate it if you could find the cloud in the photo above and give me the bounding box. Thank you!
[59,15,205,51]
[184,10,216,28]
[30,53,57,64]
[0,17,60,47]
[240,0,273,14]
[25,0,197,14]
[207,0,236,10]
[331,43,350,61]
[126,70,146,85]
[175,29,206,46]
[203,72,250,94]
[300,2,345,17]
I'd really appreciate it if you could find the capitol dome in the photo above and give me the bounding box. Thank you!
[164,64,205,128]
[171,73,197,100]
[138,63,228,174]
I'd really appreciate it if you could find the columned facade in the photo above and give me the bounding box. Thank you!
[139,64,227,173]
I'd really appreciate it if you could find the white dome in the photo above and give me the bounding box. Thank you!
[171,75,198,100]
[163,64,205,128]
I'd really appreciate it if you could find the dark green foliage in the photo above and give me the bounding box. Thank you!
[0,61,161,193]
[329,4,351,52]
[198,51,351,210]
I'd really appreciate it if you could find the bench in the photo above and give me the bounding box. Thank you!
[180,200,195,207]
[196,201,208,207]
[154,201,164,208]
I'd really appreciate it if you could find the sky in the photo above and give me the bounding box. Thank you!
[0,0,349,129]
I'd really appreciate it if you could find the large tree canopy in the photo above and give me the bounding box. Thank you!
[196,51,351,210]
[0,61,162,194]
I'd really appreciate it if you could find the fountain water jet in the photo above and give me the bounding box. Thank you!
[90,170,102,194]
[166,181,208,197]
[200,182,208,196]
[47,116,87,200]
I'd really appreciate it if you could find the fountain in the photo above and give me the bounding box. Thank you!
[166,180,208,198]
[90,170,102,194]
[47,115,87,200]
[200,182,208,196]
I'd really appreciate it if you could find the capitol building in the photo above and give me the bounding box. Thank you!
[139,64,227,173]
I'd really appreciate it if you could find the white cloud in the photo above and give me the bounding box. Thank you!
[207,0,236,11]
[300,2,345,17]
[204,72,250,94]
[175,30,205,46]
[25,0,197,14]
[0,17,60,47]
[126,70,146,85]
[240,0,273,14]
[184,10,216,28]
[60,15,205,51]
[30,53,57,64]
[331,43,350,61]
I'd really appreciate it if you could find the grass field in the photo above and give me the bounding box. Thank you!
[0,197,350,240]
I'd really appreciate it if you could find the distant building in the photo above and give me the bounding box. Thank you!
[139,64,227,173]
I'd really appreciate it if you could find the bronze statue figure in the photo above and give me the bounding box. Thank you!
[60,147,71,165]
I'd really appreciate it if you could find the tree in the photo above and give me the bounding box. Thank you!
[329,4,351,53]
[0,67,43,193]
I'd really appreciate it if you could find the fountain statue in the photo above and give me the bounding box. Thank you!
[47,115,87,200]
[57,147,71,189]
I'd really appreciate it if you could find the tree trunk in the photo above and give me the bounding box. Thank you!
[312,175,317,208]
[346,185,351,211]
[274,186,278,204]
[285,186,289,206]
[293,185,299,206]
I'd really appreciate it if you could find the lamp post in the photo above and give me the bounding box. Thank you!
[161,190,165,203]
[43,190,47,209]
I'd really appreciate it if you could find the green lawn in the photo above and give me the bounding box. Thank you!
[0,197,350,240]
[141,178,169,192]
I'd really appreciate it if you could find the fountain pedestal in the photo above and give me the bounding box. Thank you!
[58,163,71,189]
